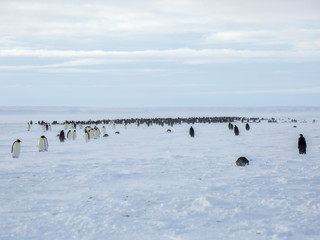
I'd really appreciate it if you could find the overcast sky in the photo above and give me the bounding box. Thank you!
[1,0,320,107]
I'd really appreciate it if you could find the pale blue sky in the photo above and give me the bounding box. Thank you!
[0,0,320,107]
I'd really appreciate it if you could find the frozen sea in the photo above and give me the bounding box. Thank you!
[1,106,320,240]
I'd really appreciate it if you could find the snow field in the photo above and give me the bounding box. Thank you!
[1,112,320,240]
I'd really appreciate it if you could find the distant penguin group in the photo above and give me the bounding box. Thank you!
[10,116,307,165]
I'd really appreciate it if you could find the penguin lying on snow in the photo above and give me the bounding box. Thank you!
[235,157,249,166]
[11,139,21,158]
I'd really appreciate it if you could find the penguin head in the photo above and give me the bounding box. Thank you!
[17,139,21,142]
[41,135,46,138]
[300,134,303,137]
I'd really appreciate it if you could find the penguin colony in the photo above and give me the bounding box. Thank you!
[11,116,306,165]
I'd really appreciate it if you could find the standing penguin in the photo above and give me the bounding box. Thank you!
[38,135,48,152]
[72,130,77,140]
[189,126,195,137]
[59,130,66,142]
[67,130,72,140]
[101,126,106,135]
[83,129,90,142]
[245,123,250,131]
[298,134,307,154]
[11,139,21,158]
[27,122,31,131]
[234,125,239,136]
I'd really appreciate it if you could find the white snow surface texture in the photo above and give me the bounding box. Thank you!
[1,107,320,240]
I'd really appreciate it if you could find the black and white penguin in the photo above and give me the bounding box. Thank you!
[59,130,66,142]
[189,126,195,137]
[27,122,31,131]
[298,134,307,154]
[93,127,100,139]
[101,126,106,135]
[235,157,249,166]
[245,123,250,131]
[72,130,77,140]
[228,122,234,130]
[83,129,90,142]
[167,129,172,133]
[11,139,21,158]
[67,130,72,140]
[234,125,239,136]
[38,135,48,152]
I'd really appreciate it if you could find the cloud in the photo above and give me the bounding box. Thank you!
[200,87,320,95]
[1,1,320,71]
[1,48,320,71]
[1,0,320,37]
[205,29,320,51]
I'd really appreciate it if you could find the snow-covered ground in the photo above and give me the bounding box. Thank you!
[1,107,320,240]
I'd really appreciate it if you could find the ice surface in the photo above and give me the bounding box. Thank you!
[1,107,320,240]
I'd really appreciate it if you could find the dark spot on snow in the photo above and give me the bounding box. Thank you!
[123,215,130,217]
[235,157,250,166]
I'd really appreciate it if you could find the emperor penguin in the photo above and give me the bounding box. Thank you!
[83,129,90,142]
[11,139,21,158]
[59,130,66,142]
[189,126,195,137]
[67,130,72,140]
[72,130,77,140]
[101,126,106,135]
[234,125,239,136]
[38,135,48,152]
[93,127,100,139]
[27,122,31,131]
[235,157,249,166]
[89,129,94,139]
